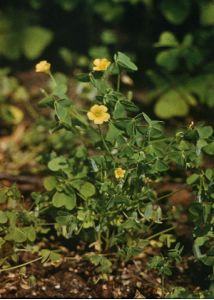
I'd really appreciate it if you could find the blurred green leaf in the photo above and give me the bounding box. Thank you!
[200,2,214,26]
[203,142,214,155]
[160,0,191,25]
[156,49,179,72]
[23,26,53,59]
[154,90,189,118]
[155,31,179,47]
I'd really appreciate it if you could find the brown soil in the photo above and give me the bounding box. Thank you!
[0,242,206,299]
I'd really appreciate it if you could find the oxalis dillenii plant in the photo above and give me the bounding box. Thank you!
[0,53,213,289]
[34,53,214,277]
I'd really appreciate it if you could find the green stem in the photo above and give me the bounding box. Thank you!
[156,185,187,202]
[161,274,165,297]
[48,72,57,86]
[105,229,110,251]
[117,72,121,92]
[98,126,114,159]
[147,226,175,240]
[97,230,102,252]
[0,257,42,273]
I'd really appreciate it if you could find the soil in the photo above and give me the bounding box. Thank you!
[0,239,209,299]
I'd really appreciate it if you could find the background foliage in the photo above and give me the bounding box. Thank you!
[0,0,214,118]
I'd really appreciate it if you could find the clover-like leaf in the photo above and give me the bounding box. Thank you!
[115,52,138,71]
[52,191,76,210]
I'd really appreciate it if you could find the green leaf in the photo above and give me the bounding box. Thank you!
[53,84,68,98]
[101,30,117,44]
[56,213,74,225]
[23,26,53,59]
[80,182,96,198]
[49,251,61,262]
[142,112,152,125]
[89,46,110,59]
[0,211,8,224]
[120,100,139,112]
[5,228,27,243]
[75,73,90,82]
[52,191,76,210]
[200,2,214,26]
[194,236,208,247]
[154,90,189,118]
[43,176,57,191]
[155,31,179,48]
[86,254,112,273]
[40,249,51,263]
[197,126,213,139]
[160,0,191,25]
[77,210,95,228]
[156,49,179,72]
[113,101,127,118]
[186,174,200,185]
[54,99,71,125]
[203,142,214,155]
[0,189,7,204]
[196,139,208,151]
[205,169,213,180]
[115,52,138,71]
[48,156,67,171]
[154,160,168,172]
[24,226,36,242]
[38,96,54,108]
[106,122,123,143]
[144,204,153,220]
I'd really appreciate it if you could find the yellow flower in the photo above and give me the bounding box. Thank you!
[114,167,126,179]
[87,104,110,125]
[35,60,51,73]
[93,58,111,71]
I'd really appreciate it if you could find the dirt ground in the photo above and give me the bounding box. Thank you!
[0,240,210,299]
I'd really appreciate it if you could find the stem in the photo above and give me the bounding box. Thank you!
[97,230,102,252]
[117,72,121,92]
[161,274,165,297]
[48,72,57,86]
[104,229,110,251]
[0,257,42,273]
[147,226,175,240]
[156,185,187,202]
[98,126,114,159]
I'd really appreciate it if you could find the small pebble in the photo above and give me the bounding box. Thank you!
[9,286,17,291]
[102,284,107,290]
[55,284,61,289]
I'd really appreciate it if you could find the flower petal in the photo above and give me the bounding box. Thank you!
[87,111,95,120]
